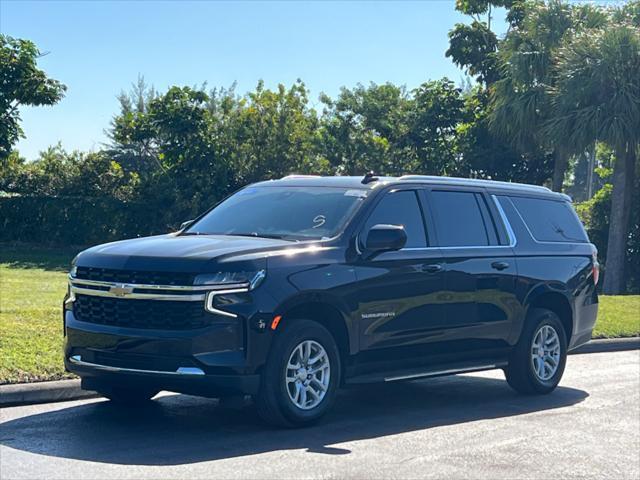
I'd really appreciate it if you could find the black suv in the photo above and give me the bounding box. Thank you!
[64,175,599,427]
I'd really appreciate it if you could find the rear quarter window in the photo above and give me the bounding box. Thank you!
[509,196,588,243]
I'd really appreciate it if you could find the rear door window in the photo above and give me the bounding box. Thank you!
[363,190,427,248]
[430,190,491,247]
[509,196,588,243]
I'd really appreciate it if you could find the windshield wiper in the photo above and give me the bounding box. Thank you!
[222,232,300,242]
[226,232,289,240]
[181,231,299,241]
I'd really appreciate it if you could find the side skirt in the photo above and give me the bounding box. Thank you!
[344,358,508,385]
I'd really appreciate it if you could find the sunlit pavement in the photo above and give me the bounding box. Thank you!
[1,351,639,480]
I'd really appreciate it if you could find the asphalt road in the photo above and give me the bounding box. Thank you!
[1,350,639,480]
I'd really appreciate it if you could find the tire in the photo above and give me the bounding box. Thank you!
[98,385,159,405]
[505,308,568,395]
[254,319,341,428]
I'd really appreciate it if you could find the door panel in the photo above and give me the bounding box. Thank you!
[425,187,520,353]
[355,248,447,352]
[443,249,519,349]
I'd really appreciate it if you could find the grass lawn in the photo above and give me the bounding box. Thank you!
[594,295,640,338]
[0,244,82,384]
[1,243,639,384]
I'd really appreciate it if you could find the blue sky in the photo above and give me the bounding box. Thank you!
[2,1,508,160]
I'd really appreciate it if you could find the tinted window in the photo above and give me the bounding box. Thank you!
[431,191,490,246]
[510,196,588,243]
[187,186,366,240]
[364,191,427,248]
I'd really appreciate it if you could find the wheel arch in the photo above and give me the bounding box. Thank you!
[273,292,355,368]
[525,289,574,341]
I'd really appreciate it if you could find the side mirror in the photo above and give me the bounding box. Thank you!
[180,219,195,231]
[364,224,407,254]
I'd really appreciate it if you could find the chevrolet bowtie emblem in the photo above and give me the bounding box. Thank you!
[109,284,134,297]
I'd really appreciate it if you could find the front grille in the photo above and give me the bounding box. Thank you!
[74,294,210,330]
[75,267,194,286]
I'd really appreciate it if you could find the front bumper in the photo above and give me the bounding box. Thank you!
[64,305,273,397]
[66,353,260,396]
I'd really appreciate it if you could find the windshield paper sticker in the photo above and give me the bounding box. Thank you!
[344,190,368,198]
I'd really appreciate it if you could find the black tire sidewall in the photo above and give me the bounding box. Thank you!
[265,320,341,426]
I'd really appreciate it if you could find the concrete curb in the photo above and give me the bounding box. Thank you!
[1,337,638,408]
[570,337,640,355]
[0,379,98,408]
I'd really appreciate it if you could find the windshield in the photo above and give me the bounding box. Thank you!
[185,186,368,240]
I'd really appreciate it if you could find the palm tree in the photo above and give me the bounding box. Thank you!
[545,21,640,294]
[489,1,609,191]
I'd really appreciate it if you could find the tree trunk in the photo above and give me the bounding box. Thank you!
[602,144,636,294]
[586,142,596,199]
[552,149,568,192]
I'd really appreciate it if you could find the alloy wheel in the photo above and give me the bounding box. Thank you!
[285,340,331,410]
[531,325,561,381]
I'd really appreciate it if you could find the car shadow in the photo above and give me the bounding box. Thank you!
[0,374,588,466]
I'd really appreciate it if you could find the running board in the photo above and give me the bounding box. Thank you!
[345,359,508,385]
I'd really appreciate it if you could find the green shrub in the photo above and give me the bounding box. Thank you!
[576,182,640,293]
[0,195,172,246]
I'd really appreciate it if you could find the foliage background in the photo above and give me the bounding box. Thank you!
[1,0,639,292]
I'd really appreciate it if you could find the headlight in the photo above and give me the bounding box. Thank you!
[197,270,266,317]
[194,270,266,290]
[69,264,78,278]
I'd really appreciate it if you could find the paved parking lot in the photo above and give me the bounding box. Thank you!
[1,350,639,479]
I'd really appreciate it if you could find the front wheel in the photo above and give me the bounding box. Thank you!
[254,319,341,428]
[505,308,568,395]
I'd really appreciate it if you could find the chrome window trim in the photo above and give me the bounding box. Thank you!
[356,190,518,255]
[491,194,517,248]
[68,355,205,376]
[403,245,514,251]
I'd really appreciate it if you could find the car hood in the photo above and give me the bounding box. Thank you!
[75,234,299,273]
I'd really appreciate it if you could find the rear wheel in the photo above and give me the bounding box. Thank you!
[254,319,341,428]
[98,385,159,405]
[505,308,567,394]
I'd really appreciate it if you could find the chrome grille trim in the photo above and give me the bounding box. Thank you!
[68,275,250,302]
[70,286,207,301]
[69,276,249,291]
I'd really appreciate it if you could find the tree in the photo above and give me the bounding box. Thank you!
[488,1,609,191]
[407,79,469,174]
[0,35,66,159]
[456,87,553,183]
[1,143,138,199]
[229,80,326,184]
[545,18,640,294]
[319,82,413,175]
[446,0,513,85]
[107,75,159,174]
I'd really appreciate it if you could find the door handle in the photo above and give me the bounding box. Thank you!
[422,264,444,273]
[491,261,510,271]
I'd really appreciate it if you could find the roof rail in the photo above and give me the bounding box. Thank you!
[398,175,552,194]
[281,174,322,179]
